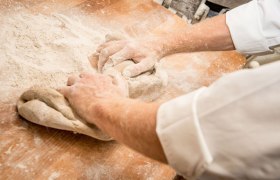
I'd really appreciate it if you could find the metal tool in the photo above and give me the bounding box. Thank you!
[154,0,209,23]
[154,0,252,23]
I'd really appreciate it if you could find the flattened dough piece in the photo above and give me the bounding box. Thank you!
[17,88,112,141]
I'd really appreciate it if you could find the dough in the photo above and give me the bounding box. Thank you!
[17,88,112,141]
[17,60,168,140]
[89,33,168,102]
[106,61,168,102]
[89,54,168,102]
[18,31,168,140]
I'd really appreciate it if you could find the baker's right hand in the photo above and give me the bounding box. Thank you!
[59,72,126,125]
[93,35,164,78]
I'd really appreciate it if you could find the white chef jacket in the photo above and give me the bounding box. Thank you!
[156,0,280,179]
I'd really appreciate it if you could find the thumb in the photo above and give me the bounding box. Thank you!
[109,47,133,66]
[105,33,126,42]
[57,87,71,98]
[122,58,155,77]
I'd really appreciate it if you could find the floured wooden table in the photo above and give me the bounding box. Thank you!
[0,0,246,179]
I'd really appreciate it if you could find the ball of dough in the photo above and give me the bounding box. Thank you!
[103,60,168,102]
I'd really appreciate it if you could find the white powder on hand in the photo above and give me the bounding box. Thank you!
[0,11,109,104]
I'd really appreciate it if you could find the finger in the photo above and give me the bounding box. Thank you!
[96,42,110,53]
[58,86,71,98]
[67,75,80,86]
[122,58,155,78]
[79,72,113,85]
[79,72,91,78]
[98,45,124,73]
[79,72,97,79]
[88,53,99,69]
[96,41,121,53]
[108,47,133,66]
[96,39,126,53]
[105,33,126,42]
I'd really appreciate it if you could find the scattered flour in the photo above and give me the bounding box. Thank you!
[0,11,109,104]
[48,172,61,180]
[4,146,13,155]
[16,163,27,169]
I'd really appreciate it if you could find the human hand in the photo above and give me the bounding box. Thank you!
[59,72,126,124]
[93,35,164,77]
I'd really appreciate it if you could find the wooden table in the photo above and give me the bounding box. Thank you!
[0,0,246,179]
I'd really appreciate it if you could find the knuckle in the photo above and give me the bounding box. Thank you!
[126,44,134,50]
[80,72,87,77]
[100,49,108,56]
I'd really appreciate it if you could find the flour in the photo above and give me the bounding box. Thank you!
[0,11,109,104]
[48,172,61,180]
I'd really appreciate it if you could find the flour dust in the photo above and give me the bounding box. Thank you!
[0,11,110,104]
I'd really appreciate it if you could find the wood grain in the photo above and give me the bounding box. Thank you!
[0,0,246,179]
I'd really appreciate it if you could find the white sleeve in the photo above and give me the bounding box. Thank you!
[156,61,280,179]
[226,0,280,54]
[156,88,213,179]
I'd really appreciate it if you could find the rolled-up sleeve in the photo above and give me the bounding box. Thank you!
[156,88,213,179]
[156,61,280,179]
[226,0,280,54]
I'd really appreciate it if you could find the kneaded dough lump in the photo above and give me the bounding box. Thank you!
[103,60,168,102]
[112,61,168,102]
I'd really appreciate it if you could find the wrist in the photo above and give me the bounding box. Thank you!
[139,35,170,59]
[151,35,173,58]
[89,97,126,132]
[149,33,190,57]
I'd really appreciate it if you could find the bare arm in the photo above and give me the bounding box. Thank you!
[155,14,235,56]
[94,98,166,163]
[60,73,167,163]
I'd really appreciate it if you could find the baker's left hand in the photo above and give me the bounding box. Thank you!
[91,34,164,78]
[59,72,126,124]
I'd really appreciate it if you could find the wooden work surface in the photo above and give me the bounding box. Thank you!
[0,0,246,179]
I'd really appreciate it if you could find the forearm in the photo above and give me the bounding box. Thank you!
[90,98,167,163]
[153,14,235,57]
